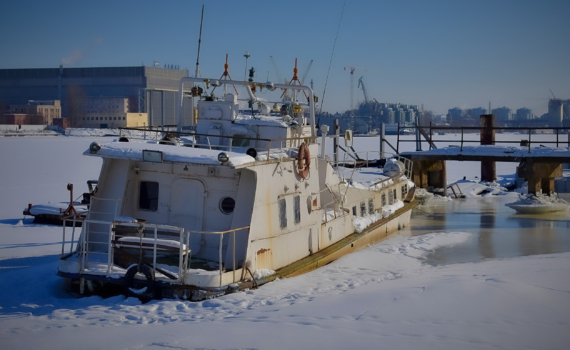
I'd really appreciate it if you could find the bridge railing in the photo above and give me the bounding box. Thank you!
[394,124,570,153]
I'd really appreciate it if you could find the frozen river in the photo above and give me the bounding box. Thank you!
[403,195,570,265]
[1,132,569,349]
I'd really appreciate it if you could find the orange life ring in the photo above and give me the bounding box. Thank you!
[297,143,311,179]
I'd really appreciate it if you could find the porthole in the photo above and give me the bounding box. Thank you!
[219,197,236,214]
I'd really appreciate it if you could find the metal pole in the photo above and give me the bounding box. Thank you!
[396,123,400,154]
[333,119,339,163]
[380,123,385,159]
[70,215,76,253]
[556,128,559,147]
[153,226,157,276]
[415,124,421,151]
[107,223,113,274]
[178,227,184,283]
[62,220,66,257]
[233,230,236,283]
[528,128,531,153]
[243,51,250,81]
[219,233,223,287]
[429,121,432,150]
[185,230,190,284]
[461,128,464,152]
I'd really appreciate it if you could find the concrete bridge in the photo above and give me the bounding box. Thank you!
[397,115,570,195]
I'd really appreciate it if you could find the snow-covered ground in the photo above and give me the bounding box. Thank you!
[1,133,569,349]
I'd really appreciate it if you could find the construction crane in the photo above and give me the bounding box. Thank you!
[344,67,371,116]
[344,67,356,116]
[358,76,369,104]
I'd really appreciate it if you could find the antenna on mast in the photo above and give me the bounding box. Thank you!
[195,5,205,78]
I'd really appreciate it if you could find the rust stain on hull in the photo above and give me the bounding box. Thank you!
[256,248,272,269]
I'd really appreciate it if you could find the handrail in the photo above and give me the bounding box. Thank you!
[397,124,570,152]
[70,218,250,287]
[188,226,250,286]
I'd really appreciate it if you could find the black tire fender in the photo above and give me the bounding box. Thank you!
[123,264,155,300]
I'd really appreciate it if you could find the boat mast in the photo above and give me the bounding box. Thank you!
[182,5,204,132]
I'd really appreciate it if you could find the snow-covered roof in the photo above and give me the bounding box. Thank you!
[234,114,290,128]
[84,140,255,167]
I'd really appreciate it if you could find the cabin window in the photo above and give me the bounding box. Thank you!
[307,196,312,214]
[232,134,250,147]
[294,195,301,224]
[382,193,386,206]
[368,199,374,214]
[393,189,397,202]
[139,181,159,211]
[219,197,235,214]
[402,184,408,198]
[352,206,357,216]
[388,190,393,205]
[360,202,366,216]
[279,198,287,228]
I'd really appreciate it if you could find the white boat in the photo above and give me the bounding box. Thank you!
[57,75,418,301]
[506,194,570,214]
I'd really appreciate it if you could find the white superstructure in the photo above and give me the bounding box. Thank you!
[58,76,417,301]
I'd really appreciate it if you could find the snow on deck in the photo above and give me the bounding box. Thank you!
[84,140,256,167]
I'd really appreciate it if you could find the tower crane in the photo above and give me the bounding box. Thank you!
[358,76,369,104]
[344,67,356,116]
[344,67,370,116]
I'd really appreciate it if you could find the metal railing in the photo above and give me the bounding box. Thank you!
[395,124,570,153]
[64,213,250,286]
[318,152,412,224]
[118,126,318,163]
[187,226,250,286]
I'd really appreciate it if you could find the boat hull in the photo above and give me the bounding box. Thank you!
[57,201,417,301]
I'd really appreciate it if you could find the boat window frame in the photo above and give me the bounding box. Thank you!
[231,134,251,148]
[219,196,236,215]
[294,195,301,224]
[278,197,287,229]
[382,193,387,206]
[139,181,159,212]
[360,201,366,217]
[368,198,374,214]
[388,190,394,205]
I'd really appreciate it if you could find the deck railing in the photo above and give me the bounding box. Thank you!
[63,213,250,286]
[186,227,251,286]
[318,153,412,224]
[118,126,318,163]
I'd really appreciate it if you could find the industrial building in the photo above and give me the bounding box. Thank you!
[0,65,193,127]
[8,100,61,125]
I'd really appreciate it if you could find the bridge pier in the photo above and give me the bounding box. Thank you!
[518,160,563,195]
[480,114,496,182]
[411,159,447,192]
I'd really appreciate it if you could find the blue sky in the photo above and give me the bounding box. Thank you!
[2,0,569,115]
